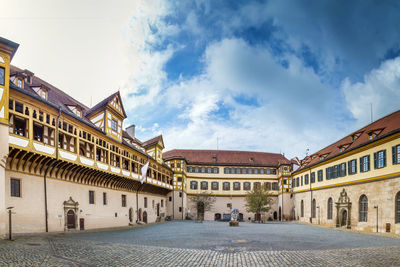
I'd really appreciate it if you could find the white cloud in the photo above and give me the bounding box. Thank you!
[342,56,400,127]
[160,38,347,158]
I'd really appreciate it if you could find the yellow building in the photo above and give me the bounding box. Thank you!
[0,36,174,235]
[163,149,291,221]
[292,110,400,234]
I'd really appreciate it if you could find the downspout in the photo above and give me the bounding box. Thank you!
[44,107,61,232]
[309,168,312,224]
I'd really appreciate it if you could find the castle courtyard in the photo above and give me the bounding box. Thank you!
[1,221,400,266]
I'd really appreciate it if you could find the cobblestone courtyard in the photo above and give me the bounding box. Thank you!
[1,221,400,266]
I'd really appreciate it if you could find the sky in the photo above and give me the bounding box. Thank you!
[1,0,400,159]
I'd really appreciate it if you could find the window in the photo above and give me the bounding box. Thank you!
[161,199,164,208]
[243,182,251,190]
[200,181,208,190]
[311,172,315,183]
[169,196,172,202]
[360,155,370,172]
[33,123,44,142]
[14,116,27,137]
[211,182,219,190]
[327,198,333,219]
[112,119,118,132]
[348,159,357,175]
[317,170,323,182]
[179,207,182,212]
[253,182,261,189]
[296,177,299,187]
[264,182,271,190]
[396,192,400,223]
[213,167,219,173]
[122,195,126,207]
[304,174,309,185]
[89,190,95,204]
[223,182,230,191]
[393,145,400,165]
[301,200,304,217]
[103,192,107,205]
[272,182,278,190]
[359,195,368,222]
[0,67,4,86]
[144,197,148,208]
[190,181,198,190]
[179,192,182,198]
[374,150,386,169]
[233,182,240,190]
[312,199,316,218]
[18,79,22,88]
[10,178,21,197]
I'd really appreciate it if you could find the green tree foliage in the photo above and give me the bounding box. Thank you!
[245,186,273,221]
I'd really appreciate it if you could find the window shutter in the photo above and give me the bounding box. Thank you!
[383,150,386,167]
[374,152,377,169]
[355,159,357,174]
[343,163,346,176]
[360,157,363,172]
[348,161,351,174]
[367,155,370,171]
[393,146,396,164]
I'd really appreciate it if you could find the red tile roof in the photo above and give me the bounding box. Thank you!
[142,135,163,148]
[163,149,290,167]
[296,109,400,172]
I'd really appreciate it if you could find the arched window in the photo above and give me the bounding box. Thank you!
[327,198,333,220]
[396,192,400,223]
[301,200,304,217]
[312,199,316,218]
[359,195,368,222]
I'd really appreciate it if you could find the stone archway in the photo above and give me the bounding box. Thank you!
[63,197,79,231]
[335,189,352,229]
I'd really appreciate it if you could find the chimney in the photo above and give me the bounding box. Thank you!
[126,124,135,139]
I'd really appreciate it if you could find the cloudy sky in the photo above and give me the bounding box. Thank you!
[1,0,400,159]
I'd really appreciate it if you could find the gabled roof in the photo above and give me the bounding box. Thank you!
[143,135,164,148]
[0,36,19,60]
[295,109,400,172]
[163,149,290,167]
[85,91,127,118]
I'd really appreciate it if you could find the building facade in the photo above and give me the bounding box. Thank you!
[0,37,174,235]
[0,36,399,236]
[163,150,291,222]
[291,110,400,234]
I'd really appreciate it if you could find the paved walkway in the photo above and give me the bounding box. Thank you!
[1,222,399,266]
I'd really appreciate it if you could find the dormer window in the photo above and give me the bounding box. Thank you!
[112,119,118,132]
[32,86,47,100]
[17,79,22,88]
[66,105,82,118]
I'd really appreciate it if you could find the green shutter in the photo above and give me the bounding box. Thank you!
[360,157,363,172]
[368,155,370,171]
[374,152,377,169]
[393,146,396,165]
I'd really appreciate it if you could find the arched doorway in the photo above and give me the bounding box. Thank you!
[129,208,133,223]
[143,211,148,223]
[197,202,205,221]
[279,207,282,221]
[273,211,278,220]
[341,209,347,227]
[238,213,243,221]
[138,208,142,221]
[214,213,221,221]
[67,210,76,229]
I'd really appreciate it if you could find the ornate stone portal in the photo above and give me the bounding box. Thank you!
[63,197,79,231]
[335,189,351,229]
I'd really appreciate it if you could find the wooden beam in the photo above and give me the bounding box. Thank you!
[16,150,28,171]
[22,153,35,172]
[10,150,21,170]
[33,155,46,174]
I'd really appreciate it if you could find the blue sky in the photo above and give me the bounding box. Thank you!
[3,0,400,159]
[121,0,400,158]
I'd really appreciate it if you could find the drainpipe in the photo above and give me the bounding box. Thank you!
[44,107,61,232]
[309,168,312,224]
[181,185,184,220]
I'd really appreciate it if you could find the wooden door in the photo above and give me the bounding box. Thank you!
[143,211,148,223]
[67,210,75,229]
[79,218,84,230]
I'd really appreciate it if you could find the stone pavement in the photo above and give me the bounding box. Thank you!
[0,222,400,266]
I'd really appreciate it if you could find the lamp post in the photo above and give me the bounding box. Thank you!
[7,207,14,240]
[374,205,378,233]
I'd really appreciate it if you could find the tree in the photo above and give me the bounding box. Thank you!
[189,192,216,221]
[245,186,273,222]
